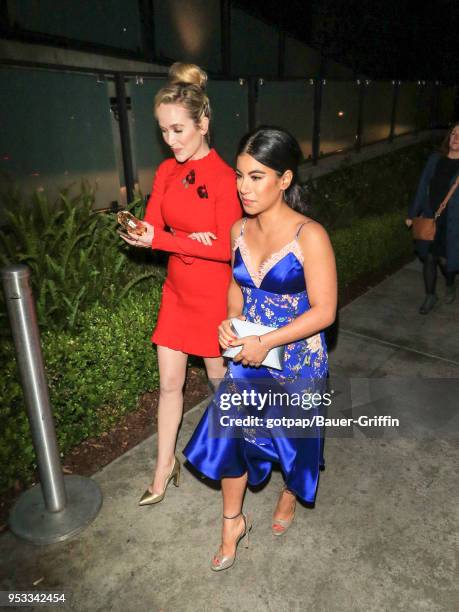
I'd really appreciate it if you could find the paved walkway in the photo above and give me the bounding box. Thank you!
[1,260,458,612]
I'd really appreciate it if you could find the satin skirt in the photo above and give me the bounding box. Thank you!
[183,362,326,503]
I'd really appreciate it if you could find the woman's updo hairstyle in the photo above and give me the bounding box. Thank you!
[237,126,308,213]
[154,62,211,140]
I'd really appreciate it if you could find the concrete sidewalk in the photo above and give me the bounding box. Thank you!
[1,260,458,612]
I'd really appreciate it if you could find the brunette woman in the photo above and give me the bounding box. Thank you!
[406,123,459,313]
[184,127,337,570]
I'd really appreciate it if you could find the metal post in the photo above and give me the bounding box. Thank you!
[430,82,440,128]
[137,0,155,62]
[312,78,323,165]
[0,0,10,34]
[355,80,366,153]
[248,77,258,132]
[415,81,423,136]
[2,265,102,544]
[221,0,231,77]
[115,73,135,204]
[278,29,286,79]
[389,80,400,143]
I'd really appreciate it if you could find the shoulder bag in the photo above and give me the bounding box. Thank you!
[412,176,459,241]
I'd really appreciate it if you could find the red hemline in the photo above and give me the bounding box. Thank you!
[151,336,222,359]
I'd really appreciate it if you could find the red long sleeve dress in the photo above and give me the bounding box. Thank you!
[144,148,242,357]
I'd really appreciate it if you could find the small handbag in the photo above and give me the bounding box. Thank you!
[412,177,459,241]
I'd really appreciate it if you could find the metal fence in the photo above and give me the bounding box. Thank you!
[0,62,456,210]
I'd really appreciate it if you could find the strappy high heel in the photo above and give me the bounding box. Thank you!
[272,486,296,536]
[138,456,180,506]
[211,511,253,571]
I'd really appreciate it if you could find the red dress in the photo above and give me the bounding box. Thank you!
[144,149,242,357]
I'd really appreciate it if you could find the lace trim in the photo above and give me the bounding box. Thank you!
[233,235,304,288]
[305,333,323,354]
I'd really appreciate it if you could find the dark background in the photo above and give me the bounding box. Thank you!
[236,0,459,83]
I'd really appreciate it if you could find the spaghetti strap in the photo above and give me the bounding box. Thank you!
[240,217,248,236]
[295,220,311,240]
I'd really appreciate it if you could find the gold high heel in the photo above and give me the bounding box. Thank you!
[210,511,253,572]
[138,457,180,506]
[272,486,296,536]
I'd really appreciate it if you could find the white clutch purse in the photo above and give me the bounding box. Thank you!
[222,318,285,370]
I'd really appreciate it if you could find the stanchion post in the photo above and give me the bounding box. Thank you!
[2,264,102,544]
[2,264,67,512]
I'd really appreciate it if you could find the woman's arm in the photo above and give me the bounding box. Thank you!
[119,161,170,249]
[151,172,241,262]
[231,221,337,364]
[407,153,439,219]
[227,222,244,317]
[143,160,173,229]
[260,222,337,350]
[218,220,245,349]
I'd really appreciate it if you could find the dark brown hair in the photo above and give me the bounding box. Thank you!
[237,126,308,213]
[439,121,459,156]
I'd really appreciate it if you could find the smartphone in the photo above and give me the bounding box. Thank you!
[117,210,147,235]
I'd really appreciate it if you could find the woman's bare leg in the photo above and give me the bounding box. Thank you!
[212,474,248,564]
[149,345,188,494]
[273,487,296,521]
[205,357,247,561]
[203,355,227,391]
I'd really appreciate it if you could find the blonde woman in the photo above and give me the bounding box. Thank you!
[121,63,241,504]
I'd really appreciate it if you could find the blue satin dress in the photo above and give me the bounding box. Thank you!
[183,220,328,503]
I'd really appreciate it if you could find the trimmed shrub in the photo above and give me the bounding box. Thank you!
[0,288,161,492]
[307,142,431,231]
[331,210,413,289]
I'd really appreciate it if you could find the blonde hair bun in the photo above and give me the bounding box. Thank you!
[168,62,208,90]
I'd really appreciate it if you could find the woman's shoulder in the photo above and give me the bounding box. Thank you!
[230,217,245,238]
[295,214,323,233]
[156,157,177,177]
[295,216,331,247]
[208,149,236,178]
[427,151,441,166]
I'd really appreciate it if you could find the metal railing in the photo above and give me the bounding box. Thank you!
[0,59,455,211]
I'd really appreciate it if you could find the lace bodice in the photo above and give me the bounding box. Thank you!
[233,234,304,289]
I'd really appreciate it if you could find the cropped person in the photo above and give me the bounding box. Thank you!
[406,123,459,314]
[120,62,241,505]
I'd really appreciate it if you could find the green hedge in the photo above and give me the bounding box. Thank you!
[0,288,161,492]
[307,142,430,231]
[331,209,412,288]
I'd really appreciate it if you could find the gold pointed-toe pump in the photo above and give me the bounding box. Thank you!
[210,511,253,572]
[138,456,180,506]
[272,486,296,536]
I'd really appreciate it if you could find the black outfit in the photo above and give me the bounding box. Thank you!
[408,152,459,272]
[428,156,459,258]
[423,156,459,295]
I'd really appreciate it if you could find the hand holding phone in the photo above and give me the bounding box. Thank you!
[117,210,147,236]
